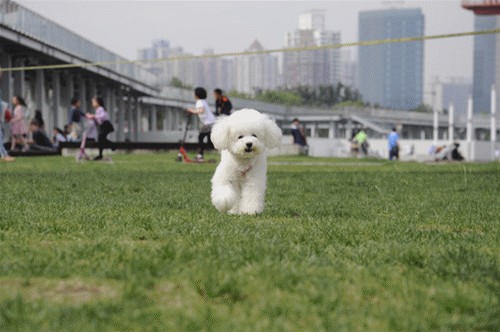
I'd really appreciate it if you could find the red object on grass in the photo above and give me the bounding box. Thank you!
[179,146,194,163]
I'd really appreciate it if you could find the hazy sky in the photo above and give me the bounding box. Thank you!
[17,0,476,93]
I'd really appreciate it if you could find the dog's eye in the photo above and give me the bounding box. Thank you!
[252,134,257,138]
[238,135,243,139]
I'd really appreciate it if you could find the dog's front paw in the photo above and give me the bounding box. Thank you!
[211,185,237,213]
[238,206,263,215]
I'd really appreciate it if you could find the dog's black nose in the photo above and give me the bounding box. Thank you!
[246,142,253,148]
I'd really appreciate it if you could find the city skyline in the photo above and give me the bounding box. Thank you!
[17,0,475,92]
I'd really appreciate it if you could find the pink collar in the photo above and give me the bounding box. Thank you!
[240,166,252,177]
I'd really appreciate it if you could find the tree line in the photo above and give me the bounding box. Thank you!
[169,77,433,112]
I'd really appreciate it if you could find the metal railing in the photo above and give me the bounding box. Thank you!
[0,0,156,86]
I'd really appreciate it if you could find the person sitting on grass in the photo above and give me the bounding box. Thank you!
[28,120,54,152]
[354,129,369,156]
[52,127,67,149]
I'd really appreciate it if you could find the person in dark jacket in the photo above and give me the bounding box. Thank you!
[68,97,85,140]
[213,88,232,116]
[33,110,45,132]
[28,120,54,151]
[291,118,308,155]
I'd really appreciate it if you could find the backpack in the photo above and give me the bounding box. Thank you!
[4,109,11,123]
[218,96,232,116]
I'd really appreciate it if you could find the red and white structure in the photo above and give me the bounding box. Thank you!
[462,0,500,15]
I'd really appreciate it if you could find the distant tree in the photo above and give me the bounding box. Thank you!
[256,89,302,106]
[412,104,433,113]
[227,82,363,108]
[169,77,191,89]
[228,90,252,99]
[332,100,365,111]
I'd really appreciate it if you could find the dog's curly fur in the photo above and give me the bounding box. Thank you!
[210,109,282,215]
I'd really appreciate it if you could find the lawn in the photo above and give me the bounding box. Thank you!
[0,153,498,331]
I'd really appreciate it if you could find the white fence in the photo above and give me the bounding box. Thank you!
[136,131,499,161]
[300,136,499,162]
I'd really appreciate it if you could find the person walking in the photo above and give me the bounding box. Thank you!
[186,87,216,161]
[213,88,232,116]
[85,96,114,160]
[10,95,28,151]
[77,116,98,161]
[388,127,400,160]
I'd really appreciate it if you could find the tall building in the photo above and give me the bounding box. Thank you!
[443,81,472,115]
[283,9,341,88]
[431,77,472,114]
[234,40,279,94]
[137,39,197,87]
[340,49,358,88]
[358,8,424,110]
[137,40,234,90]
[472,15,498,114]
[299,8,325,30]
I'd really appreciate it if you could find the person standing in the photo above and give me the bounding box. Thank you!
[290,118,308,155]
[68,97,85,140]
[388,127,400,160]
[77,116,98,161]
[213,88,232,116]
[86,96,114,160]
[10,95,28,151]
[0,91,14,161]
[186,87,216,161]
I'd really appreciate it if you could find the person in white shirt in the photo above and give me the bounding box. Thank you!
[186,87,216,161]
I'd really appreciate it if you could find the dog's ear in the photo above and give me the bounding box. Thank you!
[263,116,282,149]
[211,116,230,150]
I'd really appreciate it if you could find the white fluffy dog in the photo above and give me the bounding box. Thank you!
[210,109,282,215]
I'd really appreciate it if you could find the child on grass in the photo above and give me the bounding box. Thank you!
[77,116,97,161]
[186,87,216,161]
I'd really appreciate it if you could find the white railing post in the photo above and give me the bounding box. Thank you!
[466,95,473,160]
[433,107,439,146]
[491,85,497,160]
[448,103,454,143]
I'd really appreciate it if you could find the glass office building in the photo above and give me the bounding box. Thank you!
[358,8,424,110]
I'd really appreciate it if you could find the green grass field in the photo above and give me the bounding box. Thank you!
[0,153,498,331]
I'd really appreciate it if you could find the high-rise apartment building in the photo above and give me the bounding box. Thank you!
[358,8,424,110]
[234,40,279,94]
[472,15,498,113]
[283,9,341,88]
